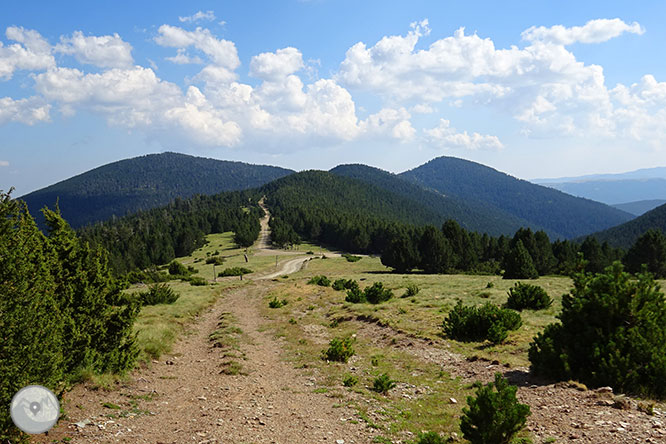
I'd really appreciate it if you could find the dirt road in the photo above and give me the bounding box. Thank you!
[36,285,374,444]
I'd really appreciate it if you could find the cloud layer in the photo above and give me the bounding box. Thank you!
[0,16,662,155]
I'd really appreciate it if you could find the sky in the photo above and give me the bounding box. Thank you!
[2,0,666,196]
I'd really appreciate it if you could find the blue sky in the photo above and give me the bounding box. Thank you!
[2,0,666,196]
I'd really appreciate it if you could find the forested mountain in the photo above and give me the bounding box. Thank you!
[400,156,634,239]
[612,199,666,216]
[78,190,262,275]
[330,164,542,236]
[20,152,293,229]
[585,203,666,249]
[262,170,446,228]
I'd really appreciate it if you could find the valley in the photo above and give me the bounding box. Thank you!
[30,210,666,444]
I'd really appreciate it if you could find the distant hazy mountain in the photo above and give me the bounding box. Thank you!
[535,166,666,183]
[587,202,666,248]
[612,199,666,216]
[330,164,543,237]
[20,152,293,228]
[400,156,634,239]
[533,166,666,205]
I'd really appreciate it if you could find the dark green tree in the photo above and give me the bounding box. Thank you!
[460,373,531,444]
[419,225,453,273]
[624,229,666,278]
[0,194,64,439]
[381,228,420,273]
[529,262,666,397]
[503,240,538,279]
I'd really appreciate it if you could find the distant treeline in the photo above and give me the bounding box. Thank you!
[79,191,263,275]
[266,185,666,278]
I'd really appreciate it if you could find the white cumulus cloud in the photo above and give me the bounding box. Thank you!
[360,107,415,141]
[155,25,239,71]
[522,18,644,45]
[0,96,50,125]
[165,48,203,65]
[55,31,133,68]
[0,27,54,80]
[179,10,216,23]
[250,47,304,81]
[426,119,503,150]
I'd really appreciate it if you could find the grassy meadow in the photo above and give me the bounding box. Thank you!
[123,233,666,440]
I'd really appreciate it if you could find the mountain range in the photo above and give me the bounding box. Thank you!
[533,166,666,212]
[17,152,639,241]
[19,152,293,228]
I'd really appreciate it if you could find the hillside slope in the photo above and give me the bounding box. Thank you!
[612,199,666,216]
[586,202,666,248]
[20,152,293,228]
[261,170,446,229]
[330,164,544,237]
[400,157,633,239]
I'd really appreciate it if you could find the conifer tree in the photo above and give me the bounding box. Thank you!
[503,240,538,279]
[0,193,64,438]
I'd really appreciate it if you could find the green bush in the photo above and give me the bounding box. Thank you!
[345,286,365,303]
[403,283,420,298]
[139,283,180,305]
[332,278,356,291]
[188,277,208,286]
[323,336,355,362]
[218,267,253,277]
[364,282,393,304]
[1,197,139,439]
[205,256,225,265]
[529,262,666,398]
[372,373,397,394]
[416,431,446,444]
[460,373,531,444]
[443,301,522,344]
[505,282,553,311]
[308,275,331,286]
[342,374,358,387]
[342,253,362,262]
[268,296,288,308]
[168,260,189,276]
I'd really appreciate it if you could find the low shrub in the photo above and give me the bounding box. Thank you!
[205,256,225,265]
[188,277,208,286]
[168,260,189,276]
[505,282,552,311]
[342,374,358,387]
[402,283,420,298]
[416,431,446,444]
[345,286,365,303]
[332,278,356,291]
[138,283,180,306]
[460,373,531,444]
[364,282,393,304]
[308,275,331,286]
[268,296,288,308]
[323,336,355,362]
[372,373,396,394]
[342,253,361,262]
[443,301,521,344]
[218,267,253,277]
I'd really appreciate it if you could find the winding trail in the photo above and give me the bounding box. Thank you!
[252,197,338,280]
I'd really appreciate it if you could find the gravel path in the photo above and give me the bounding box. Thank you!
[35,284,373,444]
